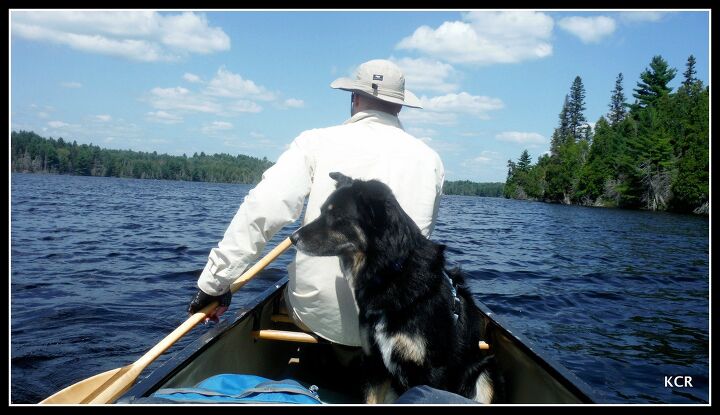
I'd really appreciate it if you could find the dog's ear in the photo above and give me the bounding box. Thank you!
[329,172,353,188]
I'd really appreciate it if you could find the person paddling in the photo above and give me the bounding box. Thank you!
[188,59,445,350]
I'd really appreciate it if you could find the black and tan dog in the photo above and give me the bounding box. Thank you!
[291,172,499,404]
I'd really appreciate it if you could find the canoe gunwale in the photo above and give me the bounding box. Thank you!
[116,277,290,403]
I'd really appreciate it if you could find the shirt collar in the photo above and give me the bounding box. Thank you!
[343,110,404,130]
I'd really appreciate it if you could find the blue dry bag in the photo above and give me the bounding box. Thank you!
[151,374,322,404]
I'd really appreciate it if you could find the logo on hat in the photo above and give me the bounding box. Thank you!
[372,74,384,81]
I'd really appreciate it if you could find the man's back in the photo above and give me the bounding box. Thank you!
[190,59,445,348]
[287,110,444,346]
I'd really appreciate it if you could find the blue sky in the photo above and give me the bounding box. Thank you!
[10,10,710,182]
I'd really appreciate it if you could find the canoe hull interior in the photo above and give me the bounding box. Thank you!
[118,277,598,404]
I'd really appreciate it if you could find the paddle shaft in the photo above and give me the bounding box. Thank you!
[42,237,293,404]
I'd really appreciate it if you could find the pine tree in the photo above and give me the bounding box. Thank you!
[671,63,709,213]
[625,96,675,211]
[568,76,587,141]
[608,73,627,125]
[682,55,698,88]
[631,55,677,111]
[517,150,532,172]
[550,95,571,155]
[504,159,518,198]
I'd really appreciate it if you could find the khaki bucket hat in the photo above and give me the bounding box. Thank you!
[330,59,423,109]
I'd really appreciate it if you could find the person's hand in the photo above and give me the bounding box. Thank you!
[187,288,232,323]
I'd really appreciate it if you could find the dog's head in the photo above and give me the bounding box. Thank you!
[291,172,420,269]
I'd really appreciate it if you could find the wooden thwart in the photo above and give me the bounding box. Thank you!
[254,328,489,350]
[252,329,320,344]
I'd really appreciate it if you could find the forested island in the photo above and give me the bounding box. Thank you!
[10,130,503,197]
[504,55,709,215]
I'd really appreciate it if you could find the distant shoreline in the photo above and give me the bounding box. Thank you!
[10,170,507,198]
[11,130,506,197]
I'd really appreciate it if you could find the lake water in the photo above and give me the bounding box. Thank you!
[10,173,709,404]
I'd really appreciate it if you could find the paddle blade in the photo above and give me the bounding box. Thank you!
[40,237,294,404]
[39,366,127,404]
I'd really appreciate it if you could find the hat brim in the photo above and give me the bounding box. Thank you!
[330,77,423,109]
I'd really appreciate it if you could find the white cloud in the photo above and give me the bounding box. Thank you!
[618,11,667,23]
[60,81,82,88]
[420,92,504,119]
[11,10,230,62]
[202,121,234,133]
[495,131,546,144]
[158,12,230,54]
[43,120,83,135]
[406,127,438,138]
[400,92,503,126]
[145,67,300,118]
[146,110,183,124]
[95,114,112,122]
[400,109,458,126]
[397,11,553,65]
[205,66,275,101]
[48,120,69,128]
[391,56,459,93]
[469,150,500,164]
[148,86,222,113]
[183,72,201,83]
[282,98,305,108]
[151,86,189,98]
[558,16,616,44]
[228,100,263,113]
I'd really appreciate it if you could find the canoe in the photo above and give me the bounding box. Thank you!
[115,276,600,404]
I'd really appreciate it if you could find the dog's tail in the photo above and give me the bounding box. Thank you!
[458,354,503,404]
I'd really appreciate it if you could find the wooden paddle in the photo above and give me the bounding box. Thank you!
[40,237,293,404]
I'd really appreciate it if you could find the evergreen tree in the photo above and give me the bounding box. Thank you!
[625,97,675,210]
[545,77,589,203]
[671,64,709,212]
[504,159,517,198]
[575,117,617,205]
[550,95,572,155]
[631,55,677,111]
[682,55,698,88]
[608,73,627,125]
[504,151,540,200]
[517,150,532,172]
[568,76,587,141]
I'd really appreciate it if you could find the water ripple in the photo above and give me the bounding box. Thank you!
[10,175,709,404]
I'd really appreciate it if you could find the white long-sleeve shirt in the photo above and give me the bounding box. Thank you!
[197,110,445,346]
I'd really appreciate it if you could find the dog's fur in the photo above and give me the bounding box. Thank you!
[291,172,500,403]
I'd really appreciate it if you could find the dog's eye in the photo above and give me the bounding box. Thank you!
[327,204,333,211]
